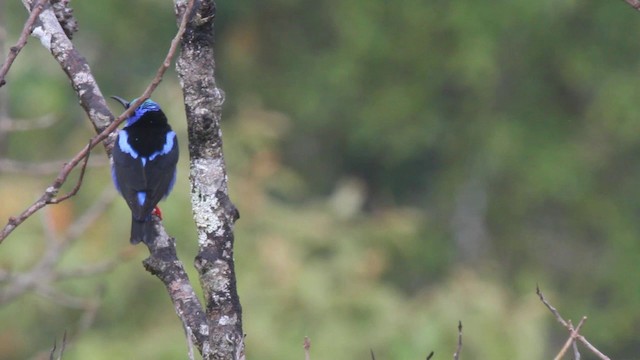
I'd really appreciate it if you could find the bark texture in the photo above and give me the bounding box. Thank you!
[174,1,245,359]
[143,219,210,350]
[21,0,114,145]
[17,1,243,358]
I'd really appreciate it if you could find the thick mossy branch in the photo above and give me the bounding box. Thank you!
[175,0,244,359]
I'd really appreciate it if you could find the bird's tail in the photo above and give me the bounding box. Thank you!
[130,217,156,245]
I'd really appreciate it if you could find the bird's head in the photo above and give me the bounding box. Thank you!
[111,96,163,126]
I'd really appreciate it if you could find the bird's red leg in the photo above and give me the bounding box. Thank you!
[152,206,163,220]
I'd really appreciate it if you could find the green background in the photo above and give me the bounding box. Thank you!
[1,0,639,358]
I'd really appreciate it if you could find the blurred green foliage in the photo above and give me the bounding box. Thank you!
[1,0,640,358]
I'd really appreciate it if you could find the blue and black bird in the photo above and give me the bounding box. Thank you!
[110,96,179,244]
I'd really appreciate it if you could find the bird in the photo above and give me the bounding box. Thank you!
[110,96,179,244]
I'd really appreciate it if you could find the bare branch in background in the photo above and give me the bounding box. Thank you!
[0,188,114,359]
[0,187,118,304]
[0,157,107,176]
[0,0,48,87]
[537,286,610,360]
[0,115,58,132]
[453,321,462,360]
[304,337,311,360]
[19,0,113,134]
[553,318,586,360]
[48,331,66,360]
[0,139,96,242]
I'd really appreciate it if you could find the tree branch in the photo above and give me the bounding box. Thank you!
[174,0,245,358]
[0,157,107,175]
[0,140,96,243]
[0,0,48,87]
[537,286,610,360]
[553,318,585,360]
[0,114,58,132]
[0,187,117,304]
[453,321,463,360]
[304,337,311,360]
[20,0,112,135]
[46,139,92,204]
[142,220,210,350]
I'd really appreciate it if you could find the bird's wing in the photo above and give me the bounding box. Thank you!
[112,133,148,220]
[140,134,179,217]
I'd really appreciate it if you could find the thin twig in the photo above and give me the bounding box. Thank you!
[61,186,117,241]
[453,321,462,360]
[35,284,91,309]
[48,331,66,360]
[0,140,96,242]
[553,318,585,360]
[571,318,584,360]
[0,0,48,87]
[0,0,196,244]
[0,187,117,304]
[125,0,198,115]
[58,331,67,360]
[55,260,119,280]
[47,139,91,204]
[0,157,108,176]
[537,286,610,360]
[536,285,569,328]
[304,337,311,360]
[0,115,57,132]
[48,338,56,360]
[77,294,102,333]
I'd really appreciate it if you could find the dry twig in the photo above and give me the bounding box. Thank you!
[48,331,66,360]
[536,285,610,360]
[0,187,117,304]
[0,0,48,87]
[453,321,462,360]
[46,139,91,204]
[553,317,586,360]
[0,115,58,132]
[304,337,311,360]
[0,157,107,175]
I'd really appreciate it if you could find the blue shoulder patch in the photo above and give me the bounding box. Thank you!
[117,130,139,158]
[149,131,177,161]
